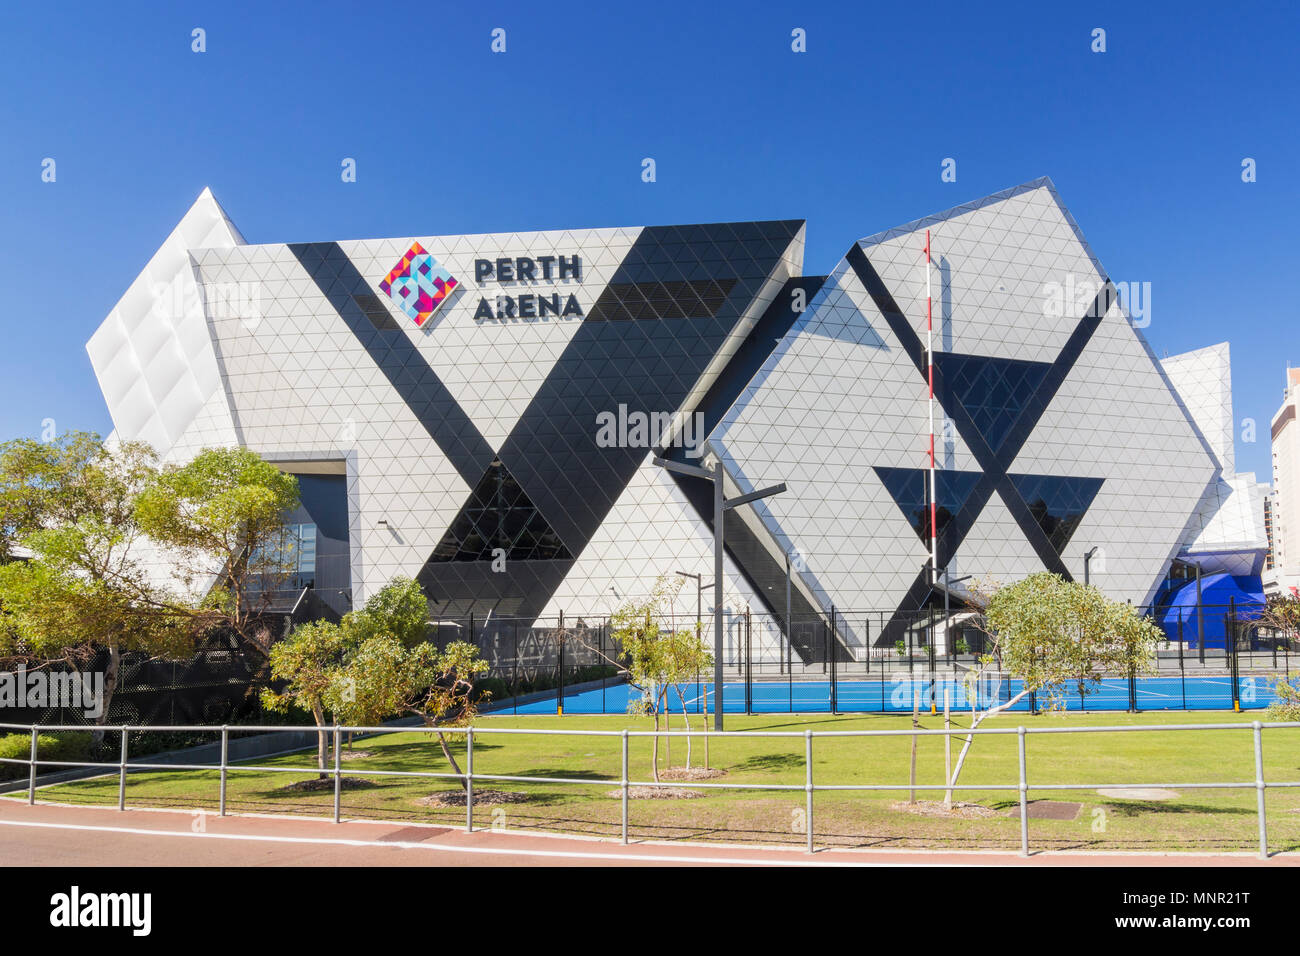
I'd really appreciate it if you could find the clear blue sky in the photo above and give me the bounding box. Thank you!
[1,0,1295,480]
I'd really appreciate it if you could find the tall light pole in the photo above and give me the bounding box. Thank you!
[1083,547,1099,586]
[676,570,710,715]
[674,571,710,642]
[654,455,785,730]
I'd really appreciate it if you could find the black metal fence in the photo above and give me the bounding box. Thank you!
[1,600,1291,728]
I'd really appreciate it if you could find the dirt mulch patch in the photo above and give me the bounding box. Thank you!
[338,750,377,762]
[276,776,376,793]
[606,786,703,800]
[658,767,728,781]
[417,790,532,808]
[890,800,996,819]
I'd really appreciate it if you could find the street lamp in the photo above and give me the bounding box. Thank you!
[654,455,785,730]
[674,571,711,641]
[1083,546,1099,586]
[675,571,711,716]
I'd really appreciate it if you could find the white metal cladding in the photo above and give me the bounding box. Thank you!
[87,181,1244,640]
[712,179,1220,620]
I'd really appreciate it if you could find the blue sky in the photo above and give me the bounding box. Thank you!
[1,0,1295,480]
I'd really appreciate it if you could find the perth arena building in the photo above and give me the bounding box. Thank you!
[86,178,1269,662]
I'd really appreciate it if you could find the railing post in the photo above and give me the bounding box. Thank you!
[118,726,129,811]
[1017,726,1029,857]
[465,727,475,833]
[620,730,629,845]
[1253,721,1268,859]
[332,725,342,824]
[219,726,229,817]
[804,729,814,853]
[27,726,37,805]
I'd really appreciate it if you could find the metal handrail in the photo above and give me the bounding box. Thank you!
[2,719,1293,858]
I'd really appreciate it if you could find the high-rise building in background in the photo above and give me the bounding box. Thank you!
[1266,369,1300,597]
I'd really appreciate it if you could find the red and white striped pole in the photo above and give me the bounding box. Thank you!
[925,230,937,583]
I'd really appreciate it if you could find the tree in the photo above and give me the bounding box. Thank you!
[0,431,105,564]
[609,576,711,781]
[945,572,1161,805]
[1260,595,1300,719]
[1258,594,1300,649]
[260,619,353,777]
[0,434,194,731]
[260,577,433,776]
[134,447,301,666]
[341,575,429,648]
[330,638,489,792]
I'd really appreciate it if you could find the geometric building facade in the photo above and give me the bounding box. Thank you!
[87,178,1247,657]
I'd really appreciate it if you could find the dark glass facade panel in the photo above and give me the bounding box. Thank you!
[587,278,738,321]
[934,352,1051,454]
[352,293,402,331]
[1007,474,1105,555]
[431,460,573,562]
[874,467,983,542]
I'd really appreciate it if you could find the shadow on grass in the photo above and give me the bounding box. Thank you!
[1096,800,1257,818]
[729,753,804,773]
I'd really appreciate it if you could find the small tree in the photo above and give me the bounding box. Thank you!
[330,638,488,792]
[610,576,710,781]
[261,577,433,775]
[260,619,353,777]
[660,625,712,770]
[945,572,1161,805]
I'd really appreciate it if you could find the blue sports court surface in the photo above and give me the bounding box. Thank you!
[494,673,1284,715]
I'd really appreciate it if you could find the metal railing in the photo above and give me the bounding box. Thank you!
[2,720,1295,858]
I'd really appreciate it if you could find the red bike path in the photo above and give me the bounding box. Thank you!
[0,801,1293,867]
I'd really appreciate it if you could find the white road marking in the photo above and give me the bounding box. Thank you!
[0,817,945,867]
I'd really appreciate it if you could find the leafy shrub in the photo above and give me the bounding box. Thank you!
[0,732,92,782]
[1266,678,1300,721]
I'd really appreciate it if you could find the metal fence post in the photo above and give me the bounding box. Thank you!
[557,613,565,716]
[1253,721,1267,859]
[219,725,229,817]
[27,726,37,805]
[1230,597,1240,711]
[804,729,814,853]
[621,729,629,845]
[1017,726,1029,857]
[465,727,475,832]
[118,726,129,811]
[332,725,342,824]
[1177,617,1186,710]
[830,605,838,715]
[745,608,752,715]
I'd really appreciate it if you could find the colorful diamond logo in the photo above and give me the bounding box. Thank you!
[378,242,458,327]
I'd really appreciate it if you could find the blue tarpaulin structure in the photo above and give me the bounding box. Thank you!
[1155,572,1265,649]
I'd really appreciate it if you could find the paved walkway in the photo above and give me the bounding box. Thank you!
[1,801,1294,867]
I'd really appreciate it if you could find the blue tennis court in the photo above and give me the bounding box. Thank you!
[495,673,1285,715]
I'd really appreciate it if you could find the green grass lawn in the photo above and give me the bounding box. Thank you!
[10,711,1300,852]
